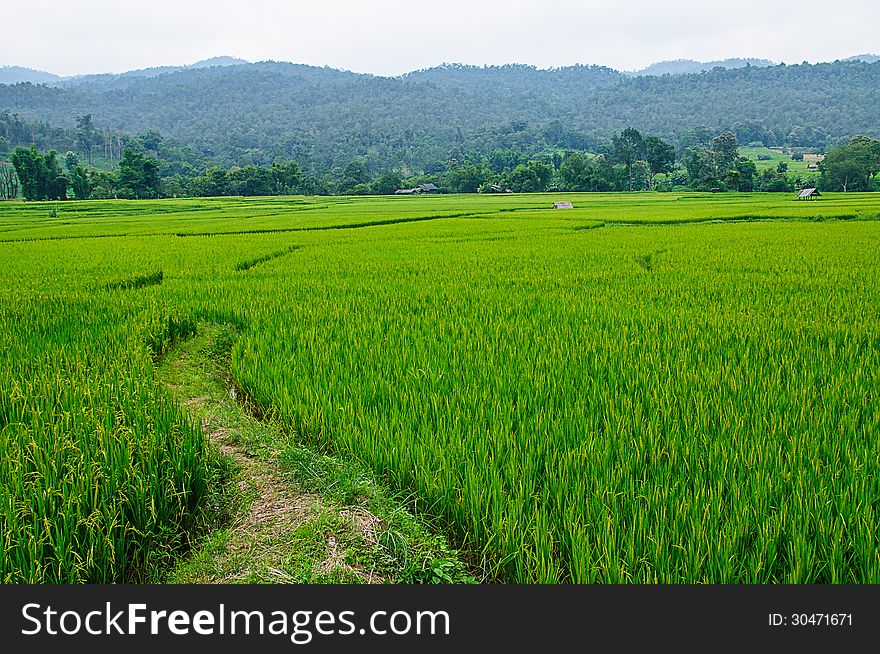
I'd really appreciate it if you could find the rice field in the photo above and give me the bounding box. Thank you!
[740,146,821,176]
[1,192,879,583]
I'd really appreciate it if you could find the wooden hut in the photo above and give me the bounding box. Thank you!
[797,188,821,200]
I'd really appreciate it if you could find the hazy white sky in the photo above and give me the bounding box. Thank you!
[4,0,878,76]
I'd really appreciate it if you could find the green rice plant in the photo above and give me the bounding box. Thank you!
[1,192,879,583]
[144,315,198,359]
[0,299,210,582]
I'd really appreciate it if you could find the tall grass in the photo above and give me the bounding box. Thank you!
[1,192,879,582]
[0,273,209,582]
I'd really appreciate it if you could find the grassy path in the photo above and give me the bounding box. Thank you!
[159,323,475,584]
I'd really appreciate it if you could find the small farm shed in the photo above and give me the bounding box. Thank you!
[797,188,821,200]
[395,183,440,195]
[807,163,819,171]
[554,201,574,209]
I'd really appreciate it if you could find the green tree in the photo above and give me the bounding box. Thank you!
[612,127,645,191]
[631,160,650,191]
[757,168,793,192]
[502,160,553,192]
[644,136,675,190]
[558,153,620,191]
[192,166,229,197]
[337,160,371,194]
[227,165,274,196]
[69,166,91,200]
[370,171,403,195]
[786,126,828,148]
[820,154,862,192]
[76,114,97,165]
[42,151,68,200]
[118,148,160,199]
[9,145,43,200]
[676,126,713,157]
[89,170,119,199]
[487,149,523,174]
[0,162,19,199]
[9,145,68,200]
[711,132,739,172]
[446,163,488,193]
[137,130,164,153]
[161,176,188,198]
[819,136,880,192]
[64,151,79,171]
[848,136,880,185]
[342,160,370,184]
[683,147,719,189]
[731,158,757,191]
[731,119,775,147]
[558,152,590,191]
[349,183,372,195]
[270,161,302,194]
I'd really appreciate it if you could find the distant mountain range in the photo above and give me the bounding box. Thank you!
[627,58,775,76]
[0,57,249,86]
[3,54,879,85]
[844,54,880,64]
[0,66,62,85]
[627,55,880,76]
[1,56,878,172]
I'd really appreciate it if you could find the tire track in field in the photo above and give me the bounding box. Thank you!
[571,214,875,231]
[0,211,490,243]
[172,211,492,237]
[234,245,303,271]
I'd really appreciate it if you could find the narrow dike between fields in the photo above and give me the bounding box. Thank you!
[158,322,475,584]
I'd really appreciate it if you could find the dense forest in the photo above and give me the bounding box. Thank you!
[1,58,879,200]
[4,121,877,201]
[1,59,879,173]
[627,58,774,76]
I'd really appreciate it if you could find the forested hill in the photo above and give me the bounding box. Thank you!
[628,58,774,76]
[1,60,878,171]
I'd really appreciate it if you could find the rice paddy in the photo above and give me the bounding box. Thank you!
[1,192,878,583]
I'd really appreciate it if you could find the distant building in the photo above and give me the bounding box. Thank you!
[554,201,574,209]
[395,183,440,195]
[797,188,821,199]
[489,184,513,193]
[807,163,819,170]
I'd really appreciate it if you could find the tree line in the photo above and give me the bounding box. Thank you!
[4,126,878,201]
[819,136,880,192]
[6,146,159,200]
[1,60,878,173]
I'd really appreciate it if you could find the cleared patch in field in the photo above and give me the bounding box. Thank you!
[106,270,164,290]
[235,245,303,272]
